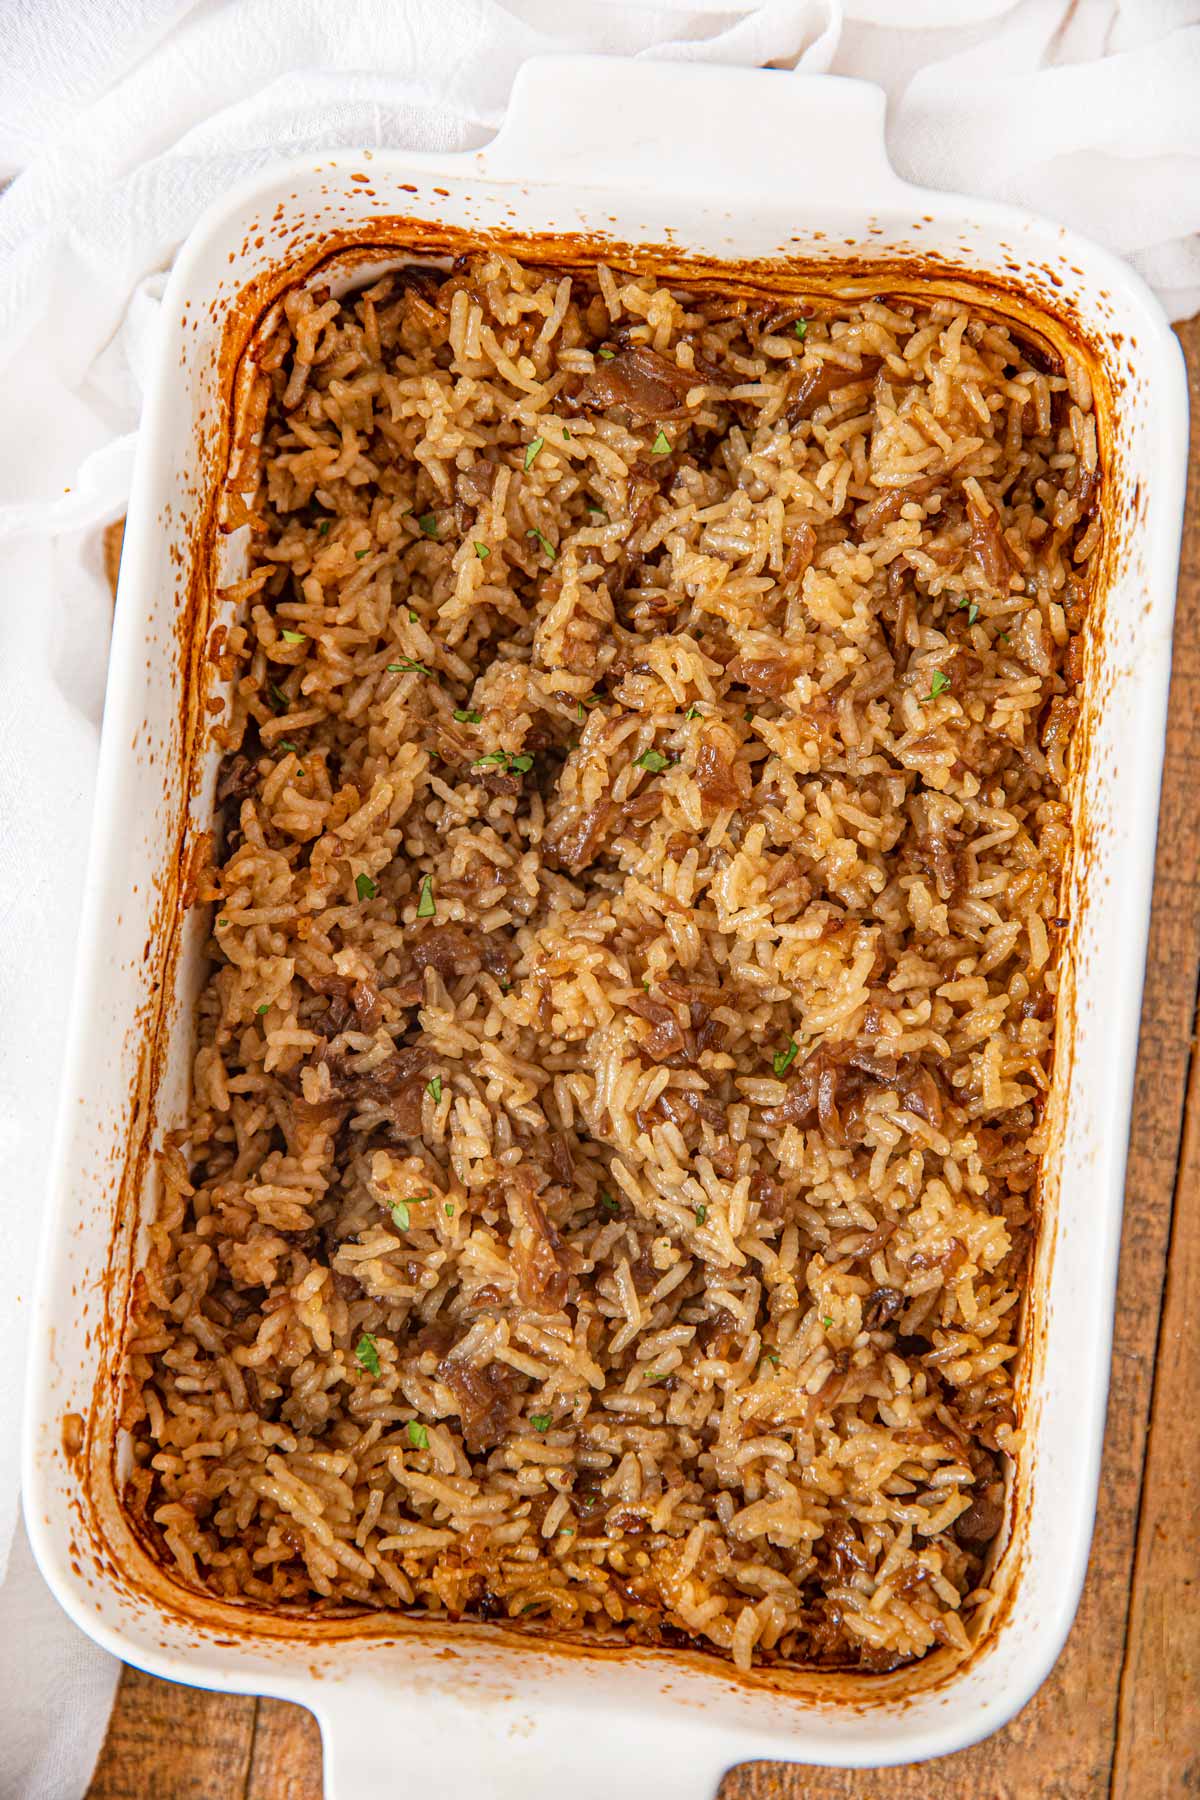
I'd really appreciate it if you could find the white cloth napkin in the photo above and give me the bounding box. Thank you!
[0,1,1196,1793]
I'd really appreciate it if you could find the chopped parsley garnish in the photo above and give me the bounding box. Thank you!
[577,701,585,721]
[279,741,299,755]
[390,1199,411,1231]
[524,437,545,470]
[280,629,306,643]
[256,1003,270,1015]
[526,526,556,563]
[454,708,482,724]
[559,1527,575,1536]
[318,521,330,535]
[416,874,436,918]
[644,1370,669,1384]
[967,603,980,624]
[597,347,615,360]
[269,683,288,710]
[822,1316,834,1329]
[355,872,377,901]
[355,549,368,560]
[530,1414,552,1433]
[445,1202,455,1218]
[651,430,671,456]
[773,1038,799,1078]
[794,319,809,340]
[635,749,669,773]
[766,1351,780,1366]
[387,658,431,674]
[474,542,490,560]
[417,512,438,538]
[695,1205,708,1226]
[354,1334,380,1377]
[408,609,418,623]
[929,670,952,700]
[472,749,533,775]
[686,705,701,720]
[407,1420,429,1450]
[586,502,607,519]
[600,1192,619,1215]
[427,1076,443,1104]
[744,708,754,722]
[217,917,229,928]
[562,426,572,440]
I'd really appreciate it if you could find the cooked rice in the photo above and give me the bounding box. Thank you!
[123,251,1098,1672]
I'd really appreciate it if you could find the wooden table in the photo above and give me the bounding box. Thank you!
[86,320,1200,1800]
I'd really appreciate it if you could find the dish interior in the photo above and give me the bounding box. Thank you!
[119,247,1100,1678]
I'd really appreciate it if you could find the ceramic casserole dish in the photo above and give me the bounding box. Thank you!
[24,54,1188,1797]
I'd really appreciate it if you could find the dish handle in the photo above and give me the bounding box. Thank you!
[318,1688,730,1799]
[478,54,913,209]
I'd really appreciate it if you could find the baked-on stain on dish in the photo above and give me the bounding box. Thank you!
[68,215,1121,1714]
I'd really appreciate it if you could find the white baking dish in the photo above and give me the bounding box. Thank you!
[24,55,1188,1795]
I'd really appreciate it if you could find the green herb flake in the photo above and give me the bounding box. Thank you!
[416,874,436,918]
[530,1414,552,1433]
[408,609,418,623]
[967,603,980,624]
[355,872,378,902]
[773,1038,799,1078]
[407,1420,429,1450]
[390,1199,411,1231]
[270,683,288,710]
[600,1193,619,1215]
[217,917,229,928]
[695,1205,708,1227]
[444,1202,455,1218]
[473,748,532,777]
[280,629,306,644]
[278,741,299,755]
[427,1076,443,1104]
[526,526,556,563]
[635,749,669,773]
[766,1351,781,1366]
[562,426,572,440]
[559,1527,575,1536]
[586,503,607,519]
[577,701,585,722]
[386,658,432,675]
[929,669,952,700]
[454,708,482,724]
[744,708,754,723]
[597,347,615,361]
[686,705,701,720]
[999,631,1011,644]
[651,429,671,456]
[354,1334,381,1377]
[417,512,439,539]
[318,521,330,535]
[474,541,490,560]
[794,319,809,340]
[644,1370,670,1384]
[256,1003,270,1016]
[524,436,545,471]
[355,549,368,560]
[822,1316,834,1329]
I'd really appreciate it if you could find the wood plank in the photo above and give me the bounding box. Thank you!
[1111,319,1200,1798]
[245,1700,324,1800]
[88,320,1200,1800]
[86,1666,255,1800]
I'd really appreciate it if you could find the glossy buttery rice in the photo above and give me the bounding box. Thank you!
[123,251,1099,1672]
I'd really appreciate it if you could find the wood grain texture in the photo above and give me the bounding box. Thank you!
[85,319,1200,1800]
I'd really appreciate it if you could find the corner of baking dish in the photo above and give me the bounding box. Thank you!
[23,57,1189,1787]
